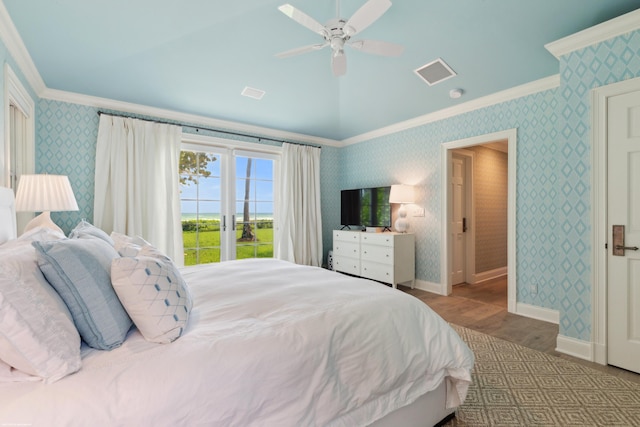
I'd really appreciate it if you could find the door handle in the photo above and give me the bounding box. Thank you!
[462,217,467,232]
[615,245,639,251]
[612,225,637,256]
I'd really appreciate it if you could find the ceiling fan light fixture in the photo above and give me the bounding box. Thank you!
[275,0,401,77]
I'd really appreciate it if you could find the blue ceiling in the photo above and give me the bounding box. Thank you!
[4,0,640,141]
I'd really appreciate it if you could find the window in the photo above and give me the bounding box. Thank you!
[180,136,279,265]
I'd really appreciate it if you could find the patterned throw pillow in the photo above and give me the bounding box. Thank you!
[111,255,192,344]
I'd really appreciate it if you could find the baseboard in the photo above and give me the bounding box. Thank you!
[414,279,447,295]
[556,334,593,361]
[469,267,507,285]
[515,302,559,324]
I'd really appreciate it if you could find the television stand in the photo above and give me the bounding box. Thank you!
[340,225,352,230]
[381,226,391,232]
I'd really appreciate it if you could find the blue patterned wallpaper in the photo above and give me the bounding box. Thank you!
[25,29,640,343]
[340,89,559,310]
[555,30,640,340]
[338,29,640,341]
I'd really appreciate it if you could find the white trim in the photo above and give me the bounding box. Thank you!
[442,129,517,309]
[470,267,507,285]
[591,75,640,366]
[556,334,593,362]
[343,76,559,146]
[516,302,559,324]
[0,1,46,95]
[545,9,640,59]
[413,279,445,295]
[42,88,341,148]
[3,63,35,187]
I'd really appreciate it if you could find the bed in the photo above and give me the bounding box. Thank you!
[0,186,474,426]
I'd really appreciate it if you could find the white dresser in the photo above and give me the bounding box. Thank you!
[332,230,415,288]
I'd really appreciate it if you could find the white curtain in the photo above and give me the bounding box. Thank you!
[94,115,184,265]
[275,143,322,266]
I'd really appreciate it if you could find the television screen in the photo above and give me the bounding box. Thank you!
[340,187,391,228]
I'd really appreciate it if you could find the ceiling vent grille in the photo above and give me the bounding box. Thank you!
[414,58,456,86]
[241,86,265,100]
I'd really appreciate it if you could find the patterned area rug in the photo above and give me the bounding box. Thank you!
[444,325,640,426]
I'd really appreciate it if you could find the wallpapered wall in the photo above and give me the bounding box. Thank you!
[337,29,640,341]
[13,28,640,342]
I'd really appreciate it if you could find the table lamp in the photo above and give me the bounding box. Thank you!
[389,184,415,233]
[15,174,79,234]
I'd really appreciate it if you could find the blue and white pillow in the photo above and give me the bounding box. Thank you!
[111,255,192,344]
[33,238,132,350]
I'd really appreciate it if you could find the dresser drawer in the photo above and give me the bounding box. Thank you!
[360,261,393,283]
[360,233,394,247]
[333,241,359,258]
[333,230,361,243]
[333,256,360,275]
[361,244,393,264]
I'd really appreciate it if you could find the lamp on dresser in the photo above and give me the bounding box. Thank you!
[389,184,415,233]
[15,174,79,234]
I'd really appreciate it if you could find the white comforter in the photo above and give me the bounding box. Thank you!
[0,259,473,426]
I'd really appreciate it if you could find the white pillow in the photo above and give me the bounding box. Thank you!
[111,255,192,344]
[111,231,150,256]
[0,228,81,382]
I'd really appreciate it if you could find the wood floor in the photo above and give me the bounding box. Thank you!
[399,276,640,385]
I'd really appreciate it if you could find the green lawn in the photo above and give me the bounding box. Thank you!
[182,219,273,265]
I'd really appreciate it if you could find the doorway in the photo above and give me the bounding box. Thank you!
[441,129,517,313]
[451,143,509,309]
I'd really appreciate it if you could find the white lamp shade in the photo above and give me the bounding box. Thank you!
[389,184,415,204]
[15,174,79,212]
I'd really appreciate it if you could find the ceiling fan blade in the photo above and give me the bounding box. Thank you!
[278,4,328,37]
[343,0,392,36]
[275,42,328,58]
[332,51,347,76]
[348,39,404,56]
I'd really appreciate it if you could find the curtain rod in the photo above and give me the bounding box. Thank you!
[96,111,321,149]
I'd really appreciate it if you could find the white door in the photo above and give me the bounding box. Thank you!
[607,89,640,373]
[450,153,466,285]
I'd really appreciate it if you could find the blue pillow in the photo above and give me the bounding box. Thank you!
[33,238,132,350]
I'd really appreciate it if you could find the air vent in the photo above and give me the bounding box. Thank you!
[241,86,265,100]
[414,58,456,86]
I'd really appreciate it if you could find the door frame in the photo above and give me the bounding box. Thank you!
[591,75,640,365]
[441,128,517,313]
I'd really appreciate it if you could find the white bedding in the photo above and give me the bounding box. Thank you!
[0,258,473,426]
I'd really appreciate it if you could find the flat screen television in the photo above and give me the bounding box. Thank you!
[340,186,391,229]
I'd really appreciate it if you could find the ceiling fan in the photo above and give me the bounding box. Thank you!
[275,0,404,76]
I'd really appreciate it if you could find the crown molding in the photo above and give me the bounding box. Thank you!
[341,74,560,146]
[545,8,640,58]
[40,88,342,148]
[0,0,45,95]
